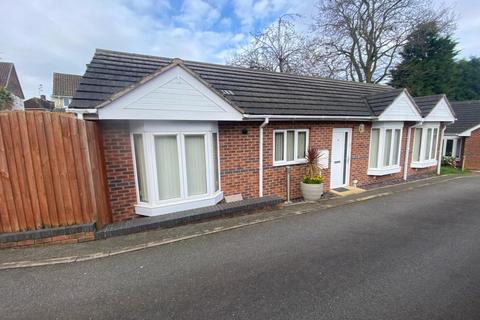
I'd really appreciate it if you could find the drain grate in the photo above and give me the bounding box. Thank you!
[333,187,349,192]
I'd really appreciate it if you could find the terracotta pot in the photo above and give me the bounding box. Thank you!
[300,182,324,201]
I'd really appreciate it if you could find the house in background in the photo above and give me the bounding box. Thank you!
[24,95,54,111]
[52,72,82,109]
[69,49,455,222]
[443,100,480,170]
[0,61,25,110]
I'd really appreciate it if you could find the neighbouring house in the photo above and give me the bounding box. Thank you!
[52,72,82,109]
[443,100,480,170]
[69,49,455,222]
[0,61,25,110]
[24,95,54,111]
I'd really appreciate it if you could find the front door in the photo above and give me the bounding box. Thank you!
[330,128,352,189]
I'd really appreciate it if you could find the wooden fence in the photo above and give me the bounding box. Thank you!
[0,111,111,233]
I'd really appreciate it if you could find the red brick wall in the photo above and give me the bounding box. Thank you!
[463,128,480,170]
[100,121,137,222]
[220,121,439,201]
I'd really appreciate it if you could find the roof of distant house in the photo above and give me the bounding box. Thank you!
[0,62,24,99]
[70,49,403,117]
[24,96,54,111]
[52,72,82,97]
[446,100,480,135]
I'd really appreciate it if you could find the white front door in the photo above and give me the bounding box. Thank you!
[330,128,352,189]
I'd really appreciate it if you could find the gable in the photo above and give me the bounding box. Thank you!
[424,97,455,122]
[98,65,243,121]
[377,91,422,121]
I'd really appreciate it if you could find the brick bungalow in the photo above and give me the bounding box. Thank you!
[69,49,455,222]
[442,100,480,170]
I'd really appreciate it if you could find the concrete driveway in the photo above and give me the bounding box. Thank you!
[1,175,480,320]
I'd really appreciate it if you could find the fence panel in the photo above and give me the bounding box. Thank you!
[0,111,111,232]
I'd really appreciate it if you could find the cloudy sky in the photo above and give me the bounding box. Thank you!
[1,0,479,99]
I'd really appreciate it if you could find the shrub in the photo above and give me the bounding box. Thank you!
[303,175,324,184]
[442,155,456,168]
[303,147,324,184]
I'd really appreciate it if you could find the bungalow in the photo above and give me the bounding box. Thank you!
[443,100,480,170]
[69,49,455,222]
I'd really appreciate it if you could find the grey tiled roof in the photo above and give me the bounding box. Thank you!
[0,62,24,99]
[70,49,398,117]
[364,89,405,116]
[414,95,445,117]
[52,73,82,97]
[446,100,480,134]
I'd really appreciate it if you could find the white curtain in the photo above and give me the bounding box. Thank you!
[431,129,438,159]
[212,133,219,191]
[185,135,207,196]
[413,128,422,161]
[369,129,380,168]
[425,129,432,160]
[297,131,306,159]
[286,131,295,161]
[155,135,181,200]
[133,134,148,202]
[275,132,284,161]
[383,129,392,166]
[392,129,401,165]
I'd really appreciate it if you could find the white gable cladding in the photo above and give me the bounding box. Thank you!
[98,66,243,121]
[424,97,455,122]
[377,92,422,121]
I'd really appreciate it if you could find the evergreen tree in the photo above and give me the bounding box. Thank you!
[453,57,480,101]
[390,21,458,97]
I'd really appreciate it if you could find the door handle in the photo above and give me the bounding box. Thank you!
[334,160,341,164]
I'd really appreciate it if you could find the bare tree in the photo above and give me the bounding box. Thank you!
[229,14,312,74]
[311,0,454,83]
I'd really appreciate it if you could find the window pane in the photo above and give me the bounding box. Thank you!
[133,134,148,202]
[297,131,307,159]
[212,133,219,191]
[369,129,380,168]
[445,139,453,156]
[413,128,422,161]
[425,128,432,160]
[185,135,207,196]
[155,135,181,200]
[286,131,295,161]
[431,129,438,159]
[455,139,462,158]
[392,129,401,165]
[383,129,392,166]
[274,132,284,161]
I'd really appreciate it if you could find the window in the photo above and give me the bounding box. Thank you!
[368,123,403,175]
[63,97,71,107]
[132,129,221,215]
[273,129,309,165]
[443,137,462,160]
[411,125,439,168]
[133,134,148,202]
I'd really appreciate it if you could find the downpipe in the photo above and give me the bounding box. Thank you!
[258,118,269,197]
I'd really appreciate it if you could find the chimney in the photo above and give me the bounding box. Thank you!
[40,94,46,100]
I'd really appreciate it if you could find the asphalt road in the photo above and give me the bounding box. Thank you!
[1,176,480,320]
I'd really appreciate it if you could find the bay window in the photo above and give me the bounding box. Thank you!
[411,124,439,168]
[273,129,309,165]
[131,121,222,216]
[368,123,403,175]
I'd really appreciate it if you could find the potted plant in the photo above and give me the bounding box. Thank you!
[300,147,324,201]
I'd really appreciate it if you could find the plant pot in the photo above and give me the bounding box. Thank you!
[300,182,324,201]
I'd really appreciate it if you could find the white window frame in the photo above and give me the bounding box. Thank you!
[63,97,71,107]
[272,129,309,166]
[442,136,462,160]
[411,123,440,168]
[130,129,222,216]
[367,122,403,176]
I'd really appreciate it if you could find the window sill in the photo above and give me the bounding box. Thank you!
[135,191,224,216]
[367,166,401,176]
[411,160,437,168]
[273,159,307,167]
